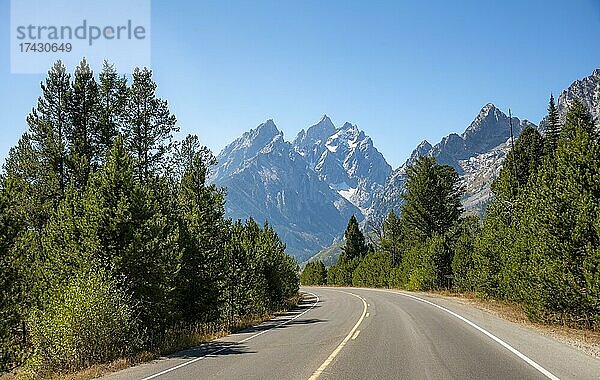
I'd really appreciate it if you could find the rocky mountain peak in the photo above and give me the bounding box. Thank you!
[481,102,497,112]
[341,121,356,130]
[416,139,432,150]
[255,118,279,137]
[463,103,503,137]
[311,115,336,134]
[293,115,336,152]
[210,119,283,181]
[403,139,433,168]
[327,122,363,148]
[556,69,600,123]
[319,114,332,123]
[259,132,287,155]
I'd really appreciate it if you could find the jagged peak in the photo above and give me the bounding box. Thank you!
[258,118,278,131]
[340,121,357,131]
[319,114,332,123]
[462,103,508,137]
[294,115,337,148]
[592,68,600,77]
[249,119,280,139]
[416,140,432,150]
[474,103,502,121]
[259,132,287,155]
[310,114,335,131]
[482,102,496,112]
[219,118,281,154]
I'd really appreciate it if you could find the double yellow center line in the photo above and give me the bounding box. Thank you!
[307,291,368,380]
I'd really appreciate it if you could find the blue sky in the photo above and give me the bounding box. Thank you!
[1,0,599,168]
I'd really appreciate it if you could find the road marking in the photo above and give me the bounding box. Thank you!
[366,312,370,318]
[140,292,320,380]
[308,291,367,380]
[372,289,560,380]
[351,330,360,340]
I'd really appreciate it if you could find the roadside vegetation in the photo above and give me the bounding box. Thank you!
[0,60,299,377]
[316,95,600,330]
[300,261,327,285]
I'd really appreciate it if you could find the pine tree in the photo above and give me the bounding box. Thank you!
[260,222,299,308]
[521,100,600,325]
[223,220,245,323]
[175,135,226,323]
[472,126,544,297]
[2,134,47,231]
[342,215,367,261]
[223,219,271,321]
[380,210,403,265]
[96,61,127,161]
[300,261,327,285]
[0,185,23,371]
[450,216,480,292]
[89,137,181,333]
[27,60,71,201]
[68,58,100,187]
[562,97,597,141]
[400,156,463,241]
[544,94,561,154]
[491,125,544,201]
[39,182,96,292]
[124,68,178,181]
[352,251,391,288]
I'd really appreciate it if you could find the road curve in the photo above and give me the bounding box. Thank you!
[103,287,600,380]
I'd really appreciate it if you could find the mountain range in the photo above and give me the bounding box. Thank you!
[209,69,600,262]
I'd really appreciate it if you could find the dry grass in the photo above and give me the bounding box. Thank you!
[421,290,600,358]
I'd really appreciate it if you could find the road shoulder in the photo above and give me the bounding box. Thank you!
[416,290,600,359]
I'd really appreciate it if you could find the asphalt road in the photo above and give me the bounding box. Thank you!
[104,287,600,380]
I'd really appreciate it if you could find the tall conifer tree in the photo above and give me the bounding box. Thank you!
[342,215,367,261]
[27,61,71,200]
[97,61,127,161]
[68,58,99,187]
[124,68,178,181]
[544,94,561,153]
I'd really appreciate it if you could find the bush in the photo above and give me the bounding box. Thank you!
[352,252,391,288]
[450,216,481,292]
[300,261,327,285]
[398,237,442,291]
[27,269,138,374]
[388,266,404,289]
[327,257,360,286]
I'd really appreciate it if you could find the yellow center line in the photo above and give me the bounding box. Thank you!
[307,291,368,380]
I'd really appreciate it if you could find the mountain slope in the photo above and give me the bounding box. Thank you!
[310,68,600,264]
[369,104,535,221]
[213,69,600,263]
[293,116,392,212]
[210,120,363,261]
[556,68,600,122]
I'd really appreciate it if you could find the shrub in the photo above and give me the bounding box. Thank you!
[27,269,138,374]
[398,237,441,291]
[352,251,391,288]
[300,261,327,285]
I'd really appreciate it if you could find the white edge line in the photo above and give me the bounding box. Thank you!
[373,289,560,380]
[141,292,320,380]
[308,290,367,380]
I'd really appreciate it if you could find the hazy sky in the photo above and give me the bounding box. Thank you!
[1,0,599,168]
